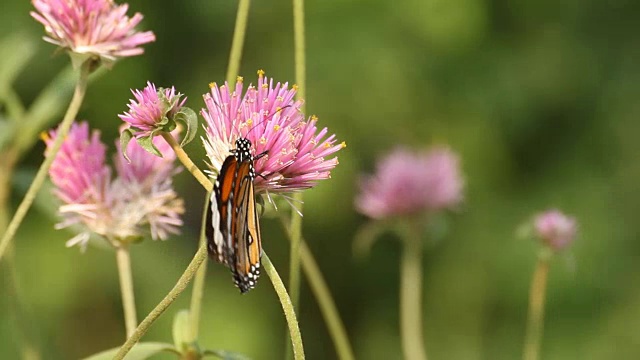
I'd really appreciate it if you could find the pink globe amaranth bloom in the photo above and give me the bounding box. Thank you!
[534,210,577,251]
[118,82,186,138]
[202,70,344,193]
[355,147,464,219]
[45,122,184,250]
[31,0,155,63]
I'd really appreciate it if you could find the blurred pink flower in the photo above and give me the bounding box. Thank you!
[534,210,577,251]
[355,147,464,219]
[118,82,186,138]
[31,0,155,63]
[202,70,344,193]
[45,122,184,250]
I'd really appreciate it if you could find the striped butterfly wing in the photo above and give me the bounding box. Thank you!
[206,154,262,293]
[233,163,262,292]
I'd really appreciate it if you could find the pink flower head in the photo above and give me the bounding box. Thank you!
[31,0,155,64]
[118,82,187,138]
[202,70,344,193]
[45,122,184,250]
[534,210,577,251]
[355,147,464,219]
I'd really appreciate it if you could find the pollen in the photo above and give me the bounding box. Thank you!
[208,82,216,89]
[262,83,269,89]
[292,84,299,91]
[257,69,265,77]
[276,106,283,112]
[311,115,318,121]
[260,137,267,144]
[324,142,331,148]
[40,131,50,143]
[341,141,347,148]
[246,118,253,126]
[236,76,244,83]
[276,96,284,102]
[274,125,281,131]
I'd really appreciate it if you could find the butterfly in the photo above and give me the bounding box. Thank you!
[206,137,266,293]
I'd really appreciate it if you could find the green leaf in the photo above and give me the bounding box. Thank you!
[173,107,198,147]
[120,129,134,162]
[136,133,163,158]
[81,342,177,360]
[202,349,252,360]
[172,309,195,351]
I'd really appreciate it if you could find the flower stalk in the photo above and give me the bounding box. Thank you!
[116,244,138,338]
[161,132,212,192]
[279,216,355,360]
[226,0,252,84]
[400,223,428,360]
[188,191,212,340]
[114,242,208,360]
[286,0,307,356]
[0,61,91,262]
[262,253,305,360]
[523,251,551,360]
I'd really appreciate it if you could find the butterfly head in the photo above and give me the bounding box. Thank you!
[234,138,253,162]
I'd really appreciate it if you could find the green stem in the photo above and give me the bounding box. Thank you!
[0,61,91,262]
[161,132,212,192]
[225,0,251,84]
[116,245,138,338]
[286,0,307,357]
[523,252,551,360]
[400,226,427,360]
[188,191,212,340]
[262,253,305,360]
[114,242,208,360]
[279,217,355,360]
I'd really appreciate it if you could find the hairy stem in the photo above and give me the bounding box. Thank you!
[400,228,427,360]
[523,252,551,360]
[161,132,212,192]
[286,0,307,357]
[226,0,252,84]
[114,243,208,360]
[279,217,354,359]
[0,61,91,262]
[262,253,305,360]
[116,245,138,338]
[189,191,212,340]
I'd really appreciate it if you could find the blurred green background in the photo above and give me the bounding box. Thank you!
[2,0,640,359]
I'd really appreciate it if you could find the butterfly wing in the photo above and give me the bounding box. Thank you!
[207,155,262,293]
[232,163,262,292]
[206,156,238,265]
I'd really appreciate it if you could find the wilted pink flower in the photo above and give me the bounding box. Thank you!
[355,147,464,219]
[202,70,344,193]
[31,0,155,63]
[534,210,577,251]
[118,82,186,138]
[45,122,184,250]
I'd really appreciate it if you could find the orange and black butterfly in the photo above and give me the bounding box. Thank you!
[206,138,265,293]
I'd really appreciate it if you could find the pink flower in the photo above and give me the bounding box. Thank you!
[31,0,155,63]
[534,210,577,251]
[118,82,186,138]
[355,147,464,219]
[202,70,344,193]
[45,122,184,250]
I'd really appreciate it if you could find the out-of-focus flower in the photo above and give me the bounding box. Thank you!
[202,70,344,193]
[31,0,155,65]
[45,122,184,250]
[534,210,577,251]
[118,82,187,138]
[355,147,464,219]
